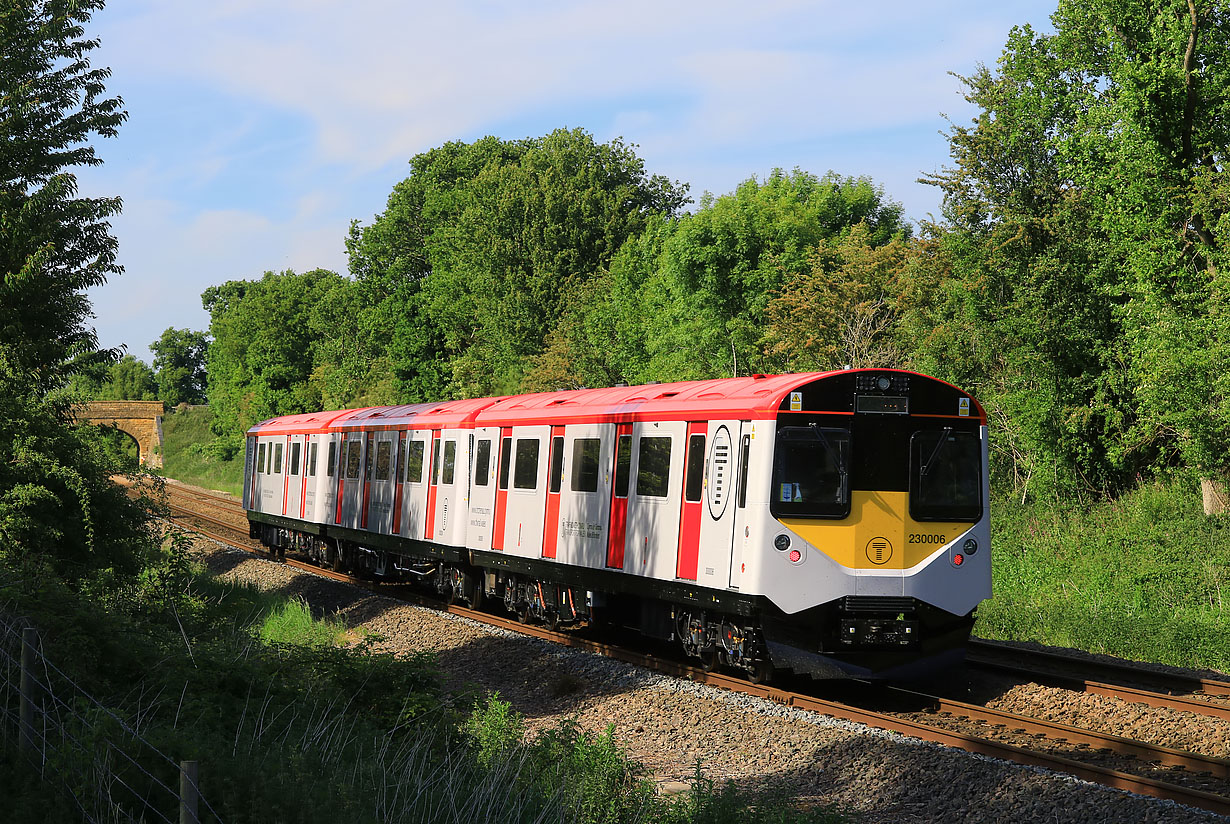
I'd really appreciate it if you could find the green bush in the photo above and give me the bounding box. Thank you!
[977,475,1230,671]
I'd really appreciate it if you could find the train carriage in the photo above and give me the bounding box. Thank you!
[245,369,990,681]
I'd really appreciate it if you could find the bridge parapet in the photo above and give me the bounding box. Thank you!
[76,401,166,468]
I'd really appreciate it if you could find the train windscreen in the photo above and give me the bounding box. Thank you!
[909,429,982,522]
[770,426,851,519]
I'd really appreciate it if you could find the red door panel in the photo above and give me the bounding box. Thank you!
[492,428,512,551]
[676,423,707,581]
[543,427,565,559]
[424,431,440,539]
[606,424,633,569]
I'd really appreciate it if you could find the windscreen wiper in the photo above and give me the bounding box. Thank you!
[920,427,954,477]
[808,424,849,498]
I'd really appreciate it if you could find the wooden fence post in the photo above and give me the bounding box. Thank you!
[179,760,199,824]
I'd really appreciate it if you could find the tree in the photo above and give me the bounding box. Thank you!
[921,1,1230,507]
[347,129,689,398]
[0,1,155,582]
[203,269,345,449]
[0,0,126,385]
[632,170,909,381]
[762,223,911,373]
[100,354,156,400]
[151,327,208,406]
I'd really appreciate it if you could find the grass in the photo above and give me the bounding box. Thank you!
[0,534,851,824]
[160,405,243,494]
[976,474,1230,672]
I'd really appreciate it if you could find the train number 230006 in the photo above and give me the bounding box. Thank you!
[907,533,946,545]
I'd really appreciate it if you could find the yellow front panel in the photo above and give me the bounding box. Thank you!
[778,491,967,570]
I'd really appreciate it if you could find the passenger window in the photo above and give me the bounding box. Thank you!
[498,437,512,490]
[685,434,705,502]
[475,439,492,486]
[431,438,441,484]
[513,438,540,490]
[613,434,631,498]
[364,435,374,481]
[549,436,565,493]
[345,440,362,480]
[273,443,283,474]
[257,443,267,475]
[406,440,425,483]
[636,437,671,498]
[308,442,318,477]
[442,440,456,485]
[290,442,301,476]
[376,441,392,481]
[570,438,601,493]
[327,441,336,477]
[396,440,406,482]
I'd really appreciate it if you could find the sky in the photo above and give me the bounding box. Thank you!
[78,0,1058,364]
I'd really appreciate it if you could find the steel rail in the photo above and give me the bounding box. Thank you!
[160,488,1230,816]
[969,639,1230,699]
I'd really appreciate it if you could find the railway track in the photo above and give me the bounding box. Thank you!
[156,477,1230,817]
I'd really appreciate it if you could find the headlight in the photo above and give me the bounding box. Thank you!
[963,538,978,555]
[876,376,891,391]
[774,534,791,551]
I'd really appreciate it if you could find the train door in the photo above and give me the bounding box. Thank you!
[559,423,613,569]
[391,431,406,535]
[727,423,753,589]
[492,427,514,551]
[605,424,633,568]
[271,436,288,517]
[501,426,549,558]
[322,435,340,524]
[542,426,566,560]
[623,422,686,579]
[466,427,499,550]
[429,429,466,544]
[695,421,741,588]
[337,433,364,528]
[244,436,257,510]
[398,431,429,538]
[424,431,441,539]
[367,431,398,534]
[304,435,324,522]
[675,423,707,581]
[283,434,303,518]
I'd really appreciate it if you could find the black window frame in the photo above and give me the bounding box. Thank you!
[769,425,852,520]
[257,442,267,475]
[406,440,425,483]
[375,440,392,481]
[513,438,540,490]
[499,437,512,490]
[474,439,492,486]
[684,433,706,503]
[327,441,336,477]
[908,428,983,523]
[290,442,301,476]
[570,438,601,493]
[613,434,632,498]
[442,440,457,485]
[308,442,318,477]
[635,436,672,498]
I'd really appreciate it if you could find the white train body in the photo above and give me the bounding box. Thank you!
[245,370,991,680]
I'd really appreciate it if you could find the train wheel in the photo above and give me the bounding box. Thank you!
[747,659,774,685]
[516,602,531,624]
[699,646,720,672]
[469,575,485,610]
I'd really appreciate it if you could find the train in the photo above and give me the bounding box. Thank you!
[243,369,990,682]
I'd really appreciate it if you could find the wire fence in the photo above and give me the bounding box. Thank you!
[0,615,223,824]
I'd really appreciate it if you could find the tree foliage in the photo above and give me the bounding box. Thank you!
[151,327,208,406]
[0,0,156,583]
[0,0,126,385]
[203,269,345,451]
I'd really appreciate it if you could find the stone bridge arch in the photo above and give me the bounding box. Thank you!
[77,400,166,468]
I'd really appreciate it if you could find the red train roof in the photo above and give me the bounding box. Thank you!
[246,370,983,435]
